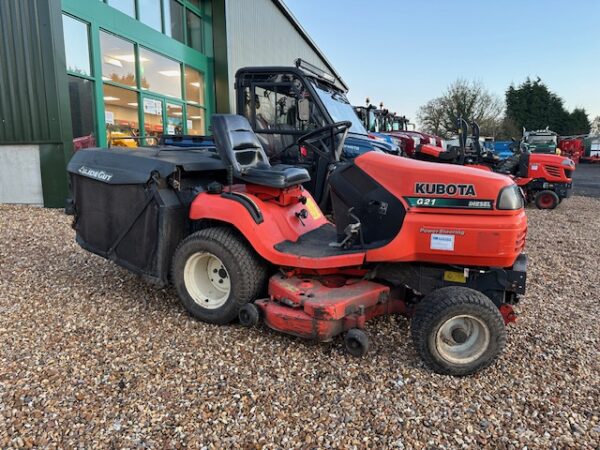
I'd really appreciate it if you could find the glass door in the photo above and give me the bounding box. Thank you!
[166,102,185,136]
[142,95,164,145]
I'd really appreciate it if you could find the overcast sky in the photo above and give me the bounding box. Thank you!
[285,0,600,123]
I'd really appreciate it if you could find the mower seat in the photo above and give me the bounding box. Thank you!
[212,114,310,189]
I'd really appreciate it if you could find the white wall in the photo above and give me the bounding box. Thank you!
[0,145,44,205]
[225,0,341,111]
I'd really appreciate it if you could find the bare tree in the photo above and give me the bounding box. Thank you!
[416,98,445,136]
[418,79,504,137]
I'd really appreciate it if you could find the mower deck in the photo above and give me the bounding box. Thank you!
[255,274,410,342]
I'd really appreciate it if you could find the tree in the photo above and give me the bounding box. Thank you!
[417,98,445,136]
[568,108,591,135]
[417,79,503,138]
[505,78,590,136]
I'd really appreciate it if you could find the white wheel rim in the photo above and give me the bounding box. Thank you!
[183,252,231,309]
[435,314,490,365]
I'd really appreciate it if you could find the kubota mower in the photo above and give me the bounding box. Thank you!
[67,114,528,376]
[416,119,575,210]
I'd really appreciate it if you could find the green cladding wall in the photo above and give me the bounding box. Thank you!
[0,0,73,207]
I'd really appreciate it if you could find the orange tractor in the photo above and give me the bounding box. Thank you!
[67,115,528,376]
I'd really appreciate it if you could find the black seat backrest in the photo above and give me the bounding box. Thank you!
[212,114,271,177]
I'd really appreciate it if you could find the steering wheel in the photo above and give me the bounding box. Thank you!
[297,121,352,162]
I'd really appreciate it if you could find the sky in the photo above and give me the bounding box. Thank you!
[285,0,600,124]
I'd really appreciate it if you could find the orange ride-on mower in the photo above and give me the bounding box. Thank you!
[67,115,528,376]
[416,119,575,210]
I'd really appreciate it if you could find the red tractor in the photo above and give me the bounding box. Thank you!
[416,119,575,209]
[67,115,528,376]
[379,114,444,157]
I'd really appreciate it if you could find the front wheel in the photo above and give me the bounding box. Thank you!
[411,287,506,376]
[171,227,267,324]
[534,190,559,209]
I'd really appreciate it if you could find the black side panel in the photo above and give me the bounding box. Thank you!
[328,163,406,247]
[518,153,530,178]
[70,174,188,285]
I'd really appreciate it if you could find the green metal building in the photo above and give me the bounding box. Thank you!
[0,0,344,207]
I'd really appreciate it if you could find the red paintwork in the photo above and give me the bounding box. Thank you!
[189,151,527,269]
[386,131,443,157]
[515,153,574,186]
[256,274,410,341]
[419,143,444,157]
[499,304,517,325]
[189,185,365,269]
[558,137,584,163]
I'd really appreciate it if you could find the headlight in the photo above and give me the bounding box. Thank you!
[497,184,524,210]
[561,158,574,166]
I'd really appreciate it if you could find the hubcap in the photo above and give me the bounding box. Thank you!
[183,252,230,309]
[435,315,490,365]
[539,194,553,208]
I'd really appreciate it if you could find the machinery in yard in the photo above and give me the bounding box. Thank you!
[385,114,444,157]
[415,119,575,209]
[558,136,585,163]
[67,114,528,376]
[235,60,399,161]
[521,128,560,155]
[582,135,600,163]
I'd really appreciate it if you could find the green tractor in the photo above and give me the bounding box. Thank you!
[521,128,560,155]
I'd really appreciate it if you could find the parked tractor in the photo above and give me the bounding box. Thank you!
[522,128,560,155]
[353,101,402,151]
[67,112,528,376]
[415,119,575,209]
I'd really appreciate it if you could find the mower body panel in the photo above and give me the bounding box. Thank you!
[189,187,367,269]
[189,151,527,269]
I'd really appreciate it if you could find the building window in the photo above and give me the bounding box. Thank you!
[184,66,205,106]
[100,31,137,88]
[186,104,205,135]
[139,48,182,99]
[167,103,184,135]
[139,0,162,32]
[107,0,135,18]
[186,10,202,52]
[164,0,184,43]
[62,15,91,76]
[143,98,164,142]
[104,84,140,147]
[68,76,96,149]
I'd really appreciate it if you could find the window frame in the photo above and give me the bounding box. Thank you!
[62,0,214,147]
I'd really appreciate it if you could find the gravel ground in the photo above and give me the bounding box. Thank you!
[0,197,598,449]
[573,164,600,198]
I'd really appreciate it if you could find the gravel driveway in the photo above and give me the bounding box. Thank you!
[0,198,598,449]
[573,163,600,198]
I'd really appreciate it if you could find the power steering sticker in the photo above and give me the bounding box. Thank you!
[430,234,455,251]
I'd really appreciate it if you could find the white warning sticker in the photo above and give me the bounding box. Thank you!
[431,234,455,251]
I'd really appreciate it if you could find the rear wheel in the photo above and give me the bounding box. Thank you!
[534,190,559,209]
[411,287,506,376]
[172,227,267,324]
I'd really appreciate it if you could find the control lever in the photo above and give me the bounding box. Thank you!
[329,208,364,249]
[295,209,308,226]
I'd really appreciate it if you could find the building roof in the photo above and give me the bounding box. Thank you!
[272,0,349,91]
